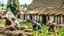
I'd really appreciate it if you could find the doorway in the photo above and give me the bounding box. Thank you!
[42,15,46,24]
[0,16,1,19]
[30,15,32,20]
[17,15,20,19]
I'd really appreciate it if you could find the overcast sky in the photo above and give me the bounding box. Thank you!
[0,0,33,5]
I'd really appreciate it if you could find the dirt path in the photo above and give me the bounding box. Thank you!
[0,34,5,36]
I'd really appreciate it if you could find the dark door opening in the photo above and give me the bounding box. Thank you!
[42,15,46,24]
[17,15,20,19]
[30,15,32,20]
[23,15,25,20]
[0,16,1,19]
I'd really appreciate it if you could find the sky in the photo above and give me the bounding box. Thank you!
[0,0,33,5]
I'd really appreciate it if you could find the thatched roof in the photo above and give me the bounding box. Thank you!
[0,10,5,15]
[28,0,64,9]
[16,10,25,15]
[55,10,64,15]
[20,8,64,16]
[38,8,64,15]
[2,8,15,18]
[23,10,31,14]
[3,8,12,16]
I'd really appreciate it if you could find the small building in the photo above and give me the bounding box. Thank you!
[23,9,40,21]
[27,0,64,24]
[3,8,15,18]
[16,10,24,19]
[21,8,64,24]
[38,8,64,24]
[0,10,5,19]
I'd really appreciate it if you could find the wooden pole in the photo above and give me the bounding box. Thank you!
[54,16,55,23]
[39,16,40,22]
[63,15,64,24]
[46,15,48,24]
[57,16,58,24]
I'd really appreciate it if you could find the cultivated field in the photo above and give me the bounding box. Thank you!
[0,21,64,36]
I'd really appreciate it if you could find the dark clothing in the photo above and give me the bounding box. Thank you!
[48,24,57,32]
[5,19,13,26]
[33,24,42,31]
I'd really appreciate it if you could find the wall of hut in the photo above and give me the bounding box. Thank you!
[48,15,64,24]
[23,14,64,24]
[16,12,24,19]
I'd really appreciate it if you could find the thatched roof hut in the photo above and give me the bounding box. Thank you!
[2,8,15,18]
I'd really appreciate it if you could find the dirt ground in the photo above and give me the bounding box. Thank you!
[0,26,33,36]
[0,34,5,36]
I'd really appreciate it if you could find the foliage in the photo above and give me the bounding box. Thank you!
[1,3,4,7]
[22,3,28,9]
[7,0,20,14]
[0,22,64,36]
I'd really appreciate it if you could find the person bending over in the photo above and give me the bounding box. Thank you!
[32,21,42,33]
[47,20,58,36]
[4,17,13,26]
[7,18,20,31]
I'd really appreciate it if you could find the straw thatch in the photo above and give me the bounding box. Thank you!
[28,0,64,9]
[19,8,64,16]
[2,8,15,17]
[0,10,5,15]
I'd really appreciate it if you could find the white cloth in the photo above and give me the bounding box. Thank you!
[10,21,20,28]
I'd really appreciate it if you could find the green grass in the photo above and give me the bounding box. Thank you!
[0,5,7,10]
[0,22,5,26]
[19,22,32,29]
[0,21,64,36]
[19,22,64,36]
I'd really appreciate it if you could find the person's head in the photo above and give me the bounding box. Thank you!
[12,18,16,22]
[4,17,8,20]
[47,21,53,26]
[32,21,37,26]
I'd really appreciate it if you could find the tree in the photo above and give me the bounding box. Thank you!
[1,3,4,10]
[1,3,4,7]
[23,3,28,9]
[7,0,20,14]
[7,0,11,8]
